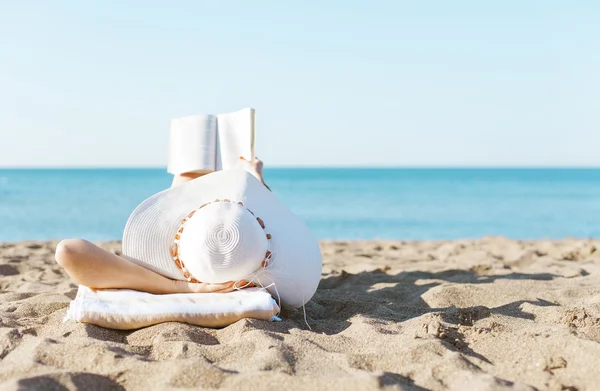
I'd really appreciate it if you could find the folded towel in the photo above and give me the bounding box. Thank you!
[65,286,281,330]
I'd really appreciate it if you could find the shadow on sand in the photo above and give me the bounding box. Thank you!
[267,268,561,364]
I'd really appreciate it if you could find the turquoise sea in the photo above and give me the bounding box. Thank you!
[1,168,600,242]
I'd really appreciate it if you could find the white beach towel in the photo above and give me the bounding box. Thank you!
[65,286,281,330]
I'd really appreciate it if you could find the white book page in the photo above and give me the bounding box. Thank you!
[167,115,217,174]
[216,108,255,170]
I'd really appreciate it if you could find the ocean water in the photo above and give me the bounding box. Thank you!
[1,168,600,242]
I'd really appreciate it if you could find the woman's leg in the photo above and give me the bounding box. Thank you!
[55,239,235,294]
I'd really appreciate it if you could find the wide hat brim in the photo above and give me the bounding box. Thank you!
[122,169,322,309]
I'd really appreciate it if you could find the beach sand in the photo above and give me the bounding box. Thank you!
[0,239,599,390]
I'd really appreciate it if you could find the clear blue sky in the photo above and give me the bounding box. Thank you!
[1,1,598,167]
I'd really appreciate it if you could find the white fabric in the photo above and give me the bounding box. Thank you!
[65,286,281,330]
[122,169,322,309]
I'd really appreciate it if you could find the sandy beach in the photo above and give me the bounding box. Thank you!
[0,238,599,390]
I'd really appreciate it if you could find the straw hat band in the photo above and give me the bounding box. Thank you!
[170,199,273,283]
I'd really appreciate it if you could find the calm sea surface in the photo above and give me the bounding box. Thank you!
[1,168,600,242]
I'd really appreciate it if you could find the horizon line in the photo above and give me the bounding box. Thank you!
[3,165,600,170]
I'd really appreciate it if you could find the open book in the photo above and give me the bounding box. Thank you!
[167,108,255,174]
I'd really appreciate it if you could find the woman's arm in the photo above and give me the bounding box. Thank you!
[55,239,236,294]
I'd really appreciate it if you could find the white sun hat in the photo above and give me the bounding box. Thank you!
[122,168,322,309]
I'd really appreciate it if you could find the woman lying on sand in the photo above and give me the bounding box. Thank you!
[54,156,322,309]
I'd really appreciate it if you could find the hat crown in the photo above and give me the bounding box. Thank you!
[178,201,268,282]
